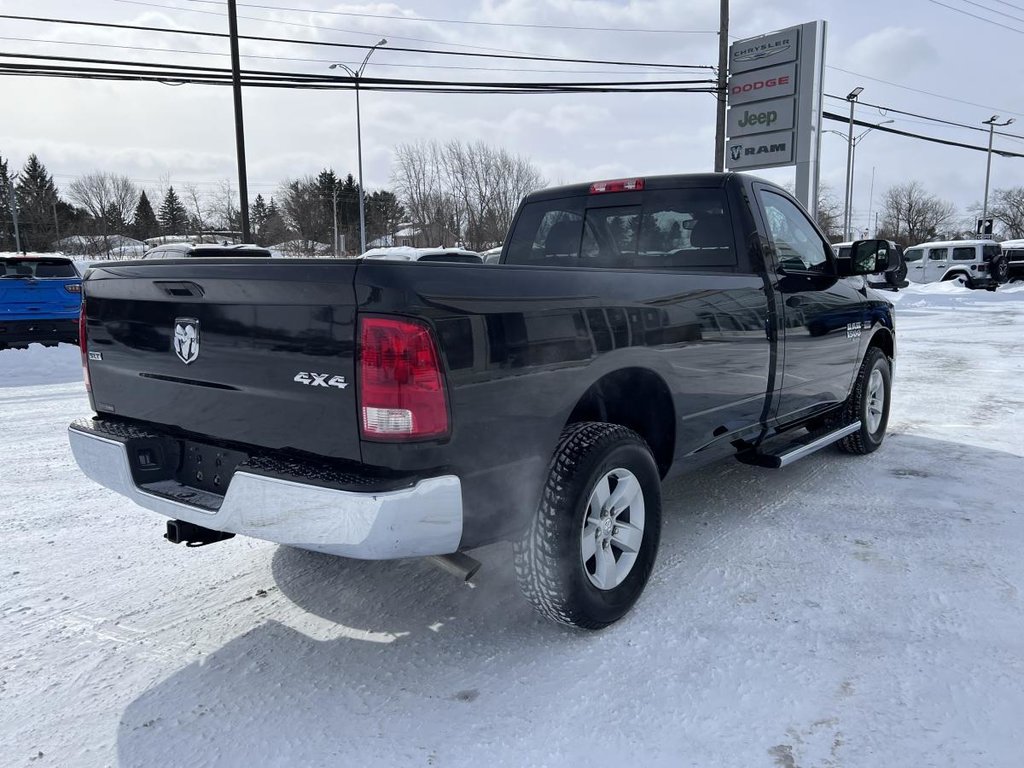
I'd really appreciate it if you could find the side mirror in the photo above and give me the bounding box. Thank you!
[839,239,901,276]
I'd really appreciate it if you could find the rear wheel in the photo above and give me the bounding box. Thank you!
[838,347,892,455]
[513,422,662,629]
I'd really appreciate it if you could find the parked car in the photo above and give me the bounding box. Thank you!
[0,255,82,350]
[901,239,1008,289]
[68,173,898,629]
[142,244,272,259]
[361,246,483,263]
[833,240,907,289]
[481,246,503,264]
[997,239,1024,281]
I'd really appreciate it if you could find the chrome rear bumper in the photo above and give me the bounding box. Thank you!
[67,424,463,559]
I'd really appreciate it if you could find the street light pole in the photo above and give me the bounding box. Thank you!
[849,121,892,239]
[331,39,387,255]
[982,115,1014,226]
[843,87,863,241]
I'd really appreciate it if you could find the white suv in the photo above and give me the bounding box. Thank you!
[902,239,1008,290]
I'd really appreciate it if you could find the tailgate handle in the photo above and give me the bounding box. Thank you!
[155,281,205,298]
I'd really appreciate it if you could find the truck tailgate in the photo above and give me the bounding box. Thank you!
[83,260,362,462]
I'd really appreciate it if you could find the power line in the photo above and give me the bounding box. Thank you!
[822,111,1024,158]
[825,64,1024,119]
[0,14,712,70]
[177,0,718,35]
[950,0,1024,24]
[823,93,1024,140]
[0,59,719,95]
[112,0,706,64]
[0,35,683,76]
[926,0,1024,34]
[0,51,716,87]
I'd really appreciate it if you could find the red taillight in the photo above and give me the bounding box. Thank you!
[79,298,91,393]
[589,178,645,194]
[65,283,82,294]
[359,316,449,441]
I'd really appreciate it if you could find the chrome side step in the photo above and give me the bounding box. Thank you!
[738,423,861,469]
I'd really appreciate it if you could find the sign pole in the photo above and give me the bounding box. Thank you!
[793,20,826,221]
[714,0,729,172]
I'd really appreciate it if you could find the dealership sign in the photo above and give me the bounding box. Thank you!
[726,131,794,170]
[727,97,795,137]
[725,21,826,215]
[729,28,799,74]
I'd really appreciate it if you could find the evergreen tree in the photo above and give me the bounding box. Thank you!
[250,193,269,243]
[339,173,360,249]
[263,197,288,245]
[158,186,188,234]
[16,154,61,250]
[132,190,158,240]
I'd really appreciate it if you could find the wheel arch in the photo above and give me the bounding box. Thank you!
[866,326,894,361]
[565,367,675,477]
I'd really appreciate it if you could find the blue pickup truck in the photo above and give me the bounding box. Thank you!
[0,255,82,350]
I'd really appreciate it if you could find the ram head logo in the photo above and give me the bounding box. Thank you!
[730,145,743,161]
[173,318,200,365]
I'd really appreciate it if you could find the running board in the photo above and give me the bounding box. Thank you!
[737,423,860,469]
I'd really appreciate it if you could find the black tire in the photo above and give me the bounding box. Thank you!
[990,255,1009,286]
[838,347,892,455]
[885,253,908,288]
[513,422,662,630]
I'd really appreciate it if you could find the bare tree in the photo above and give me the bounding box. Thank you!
[985,186,1024,239]
[815,183,844,242]
[183,183,209,236]
[392,139,544,250]
[211,180,239,233]
[879,181,956,246]
[67,172,139,253]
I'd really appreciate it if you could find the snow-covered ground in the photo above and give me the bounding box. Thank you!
[2,283,1023,768]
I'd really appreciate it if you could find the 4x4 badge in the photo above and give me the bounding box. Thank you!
[173,318,200,364]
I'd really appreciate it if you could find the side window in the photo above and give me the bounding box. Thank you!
[757,190,830,273]
[903,248,924,262]
[952,247,976,261]
[928,248,948,260]
[983,245,1000,260]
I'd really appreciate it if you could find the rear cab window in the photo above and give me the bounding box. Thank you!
[0,258,78,278]
[504,187,740,272]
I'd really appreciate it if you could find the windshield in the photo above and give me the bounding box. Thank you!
[0,258,78,278]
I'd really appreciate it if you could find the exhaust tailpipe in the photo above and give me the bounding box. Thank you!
[428,552,481,582]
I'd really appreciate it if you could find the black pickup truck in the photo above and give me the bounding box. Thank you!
[69,173,898,629]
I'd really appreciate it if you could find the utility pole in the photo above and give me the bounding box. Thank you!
[982,115,1014,225]
[843,87,863,241]
[8,179,22,253]
[226,0,251,242]
[713,0,729,172]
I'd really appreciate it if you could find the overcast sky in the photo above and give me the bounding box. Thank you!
[2,0,1023,234]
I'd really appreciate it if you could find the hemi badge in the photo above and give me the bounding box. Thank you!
[88,351,103,361]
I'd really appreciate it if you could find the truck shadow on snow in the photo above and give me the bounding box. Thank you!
[115,433,1023,767]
